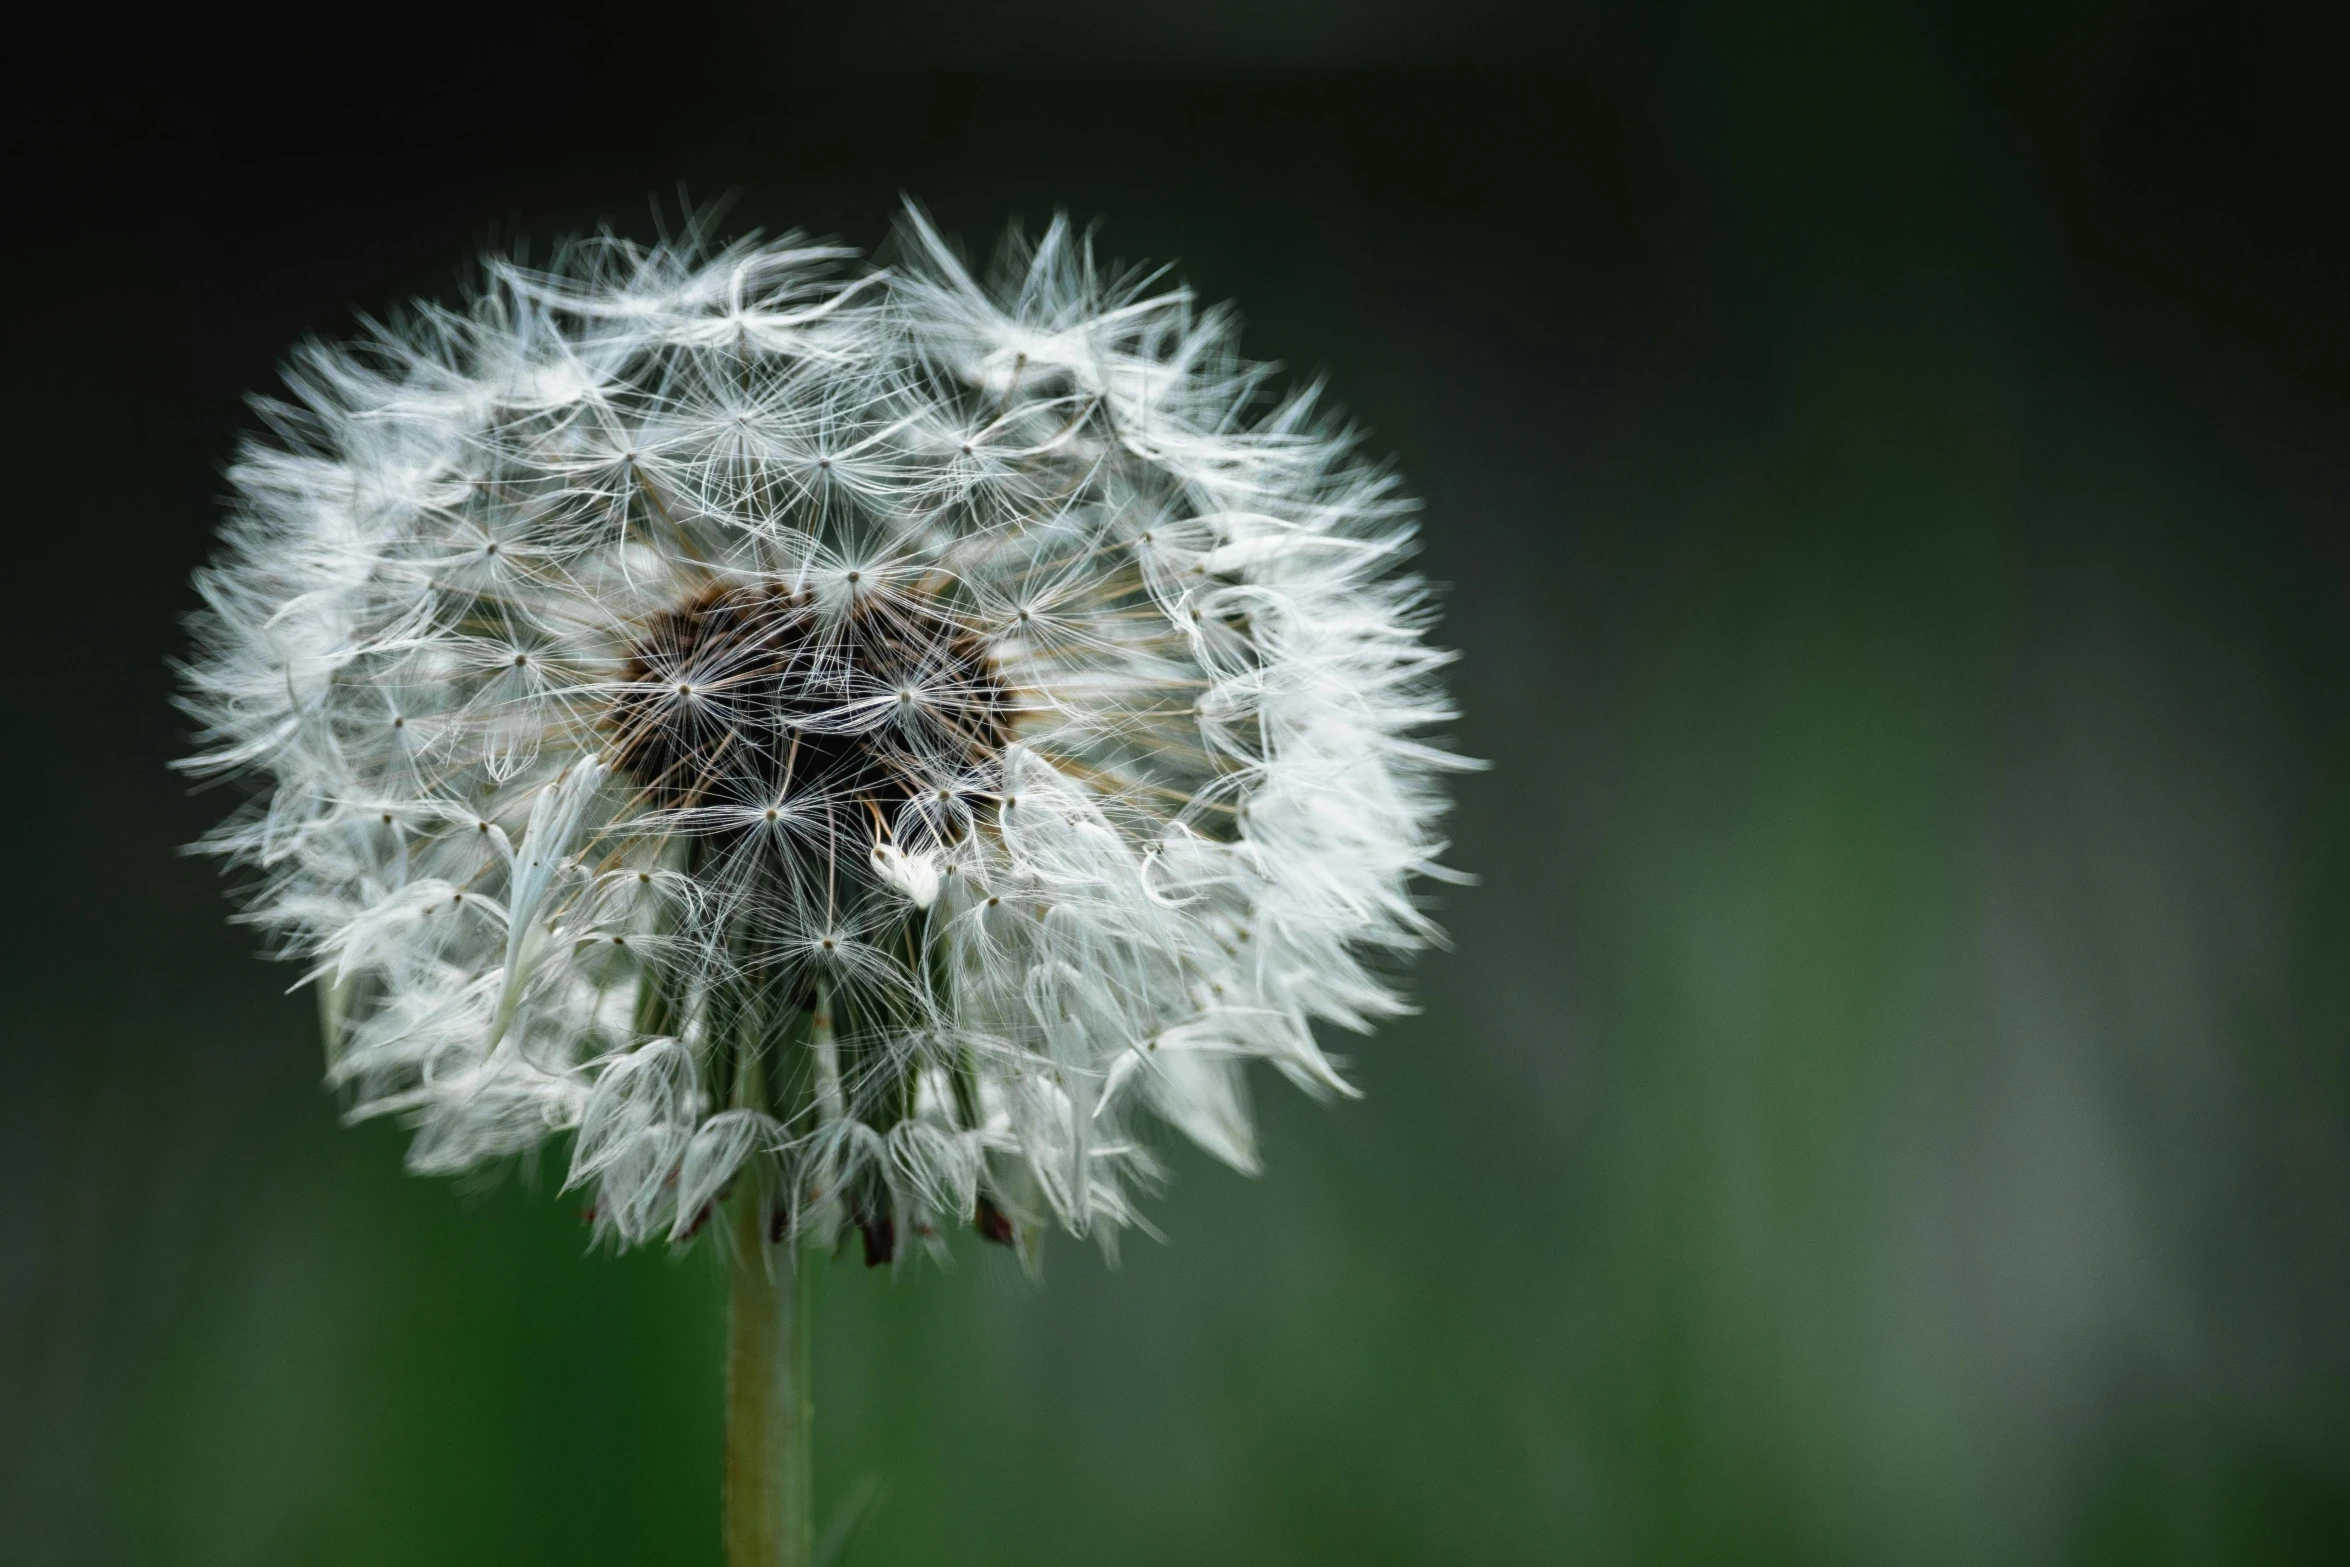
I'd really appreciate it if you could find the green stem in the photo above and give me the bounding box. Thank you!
[724,1190,813,1567]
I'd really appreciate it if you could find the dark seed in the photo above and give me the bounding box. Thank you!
[607,580,1012,816]
[975,1197,1015,1246]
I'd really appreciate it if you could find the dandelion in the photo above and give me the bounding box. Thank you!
[179,204,1472,1562]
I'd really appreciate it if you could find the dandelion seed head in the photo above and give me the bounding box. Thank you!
[178,203,1474,1255]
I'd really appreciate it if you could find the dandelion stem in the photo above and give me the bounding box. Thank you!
[724,987,814,1567]
[724,1189,814,1567]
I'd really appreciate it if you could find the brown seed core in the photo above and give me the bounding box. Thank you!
[609,581,1013,820]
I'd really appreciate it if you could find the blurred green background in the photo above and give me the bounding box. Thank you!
[5,2,2348,1562]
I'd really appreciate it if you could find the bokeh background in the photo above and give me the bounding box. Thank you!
[5,2,2348,1562]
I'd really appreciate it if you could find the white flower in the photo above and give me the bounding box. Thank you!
[179,206,1474,1260]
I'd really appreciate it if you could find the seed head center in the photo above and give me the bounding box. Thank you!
[609,580,1011,817]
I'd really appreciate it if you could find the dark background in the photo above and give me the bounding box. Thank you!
[4,2,2347,1561]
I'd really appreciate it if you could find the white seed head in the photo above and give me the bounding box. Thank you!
[178,205,1474,1257]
